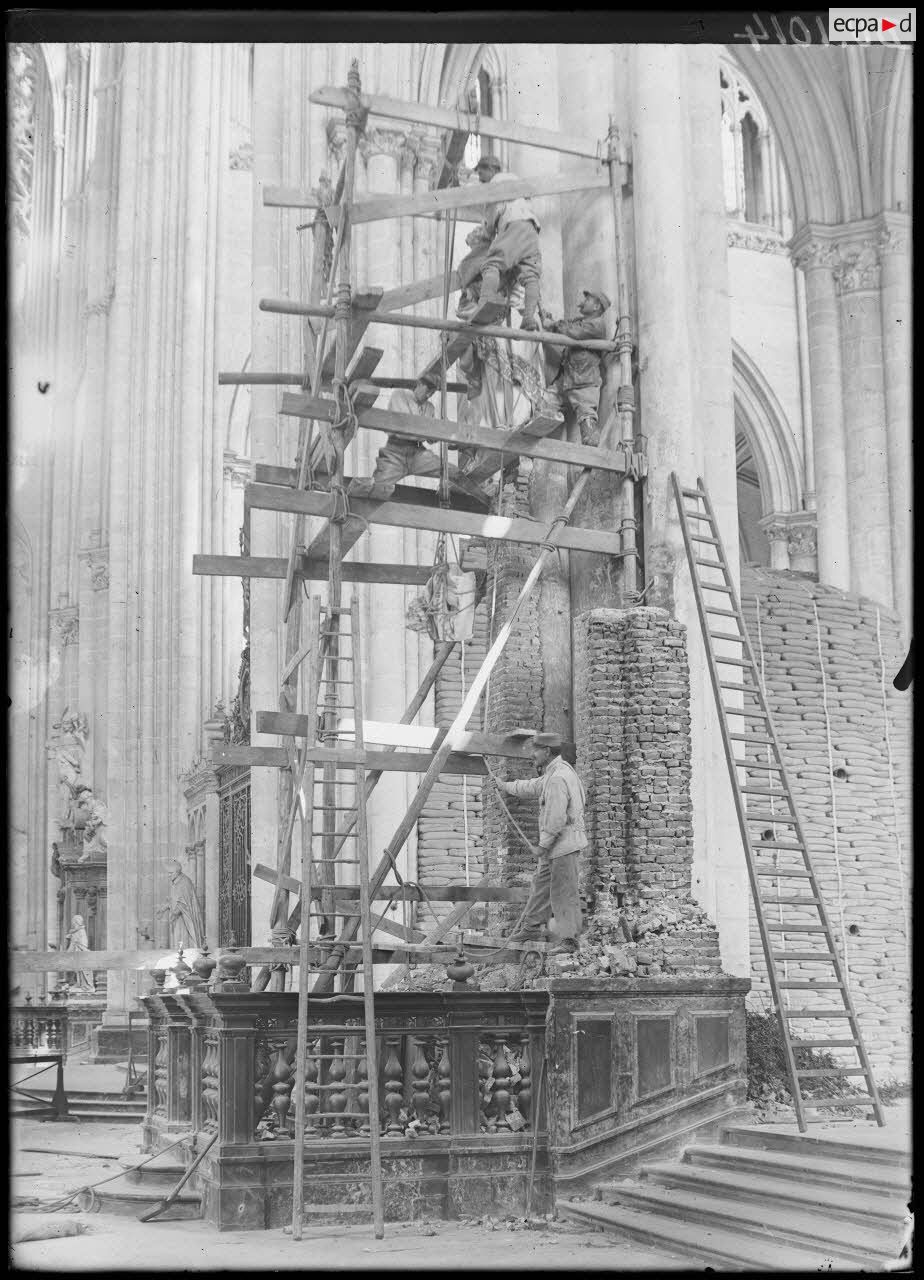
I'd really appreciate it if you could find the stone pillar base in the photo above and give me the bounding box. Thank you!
[90,1020,149,1063]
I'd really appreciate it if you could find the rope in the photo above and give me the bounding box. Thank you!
[753,594,787,985]
[34,1133,190,1214]
[875,607,907,942]
[811,596,851,993]
[460,638,471,887]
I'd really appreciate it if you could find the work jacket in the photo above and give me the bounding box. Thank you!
[482,170,541,236]
[504,755,588,859]
[386,386,436,446]
[550,313,607,390]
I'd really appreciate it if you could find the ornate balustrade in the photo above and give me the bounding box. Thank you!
[10,999,69,1060]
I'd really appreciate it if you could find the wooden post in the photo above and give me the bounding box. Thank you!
[607,120,640,602]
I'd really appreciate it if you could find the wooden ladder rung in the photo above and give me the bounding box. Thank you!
[796,1067,867,1077]
[777,980,843,988]
[692,535,721,545]
[774,952,837,961]
[731,733,773,744]
[695,559,726,570]
[746,812,798,824]
[762,897,820,907]
[681,488,705,500]
[799,1096,876,1108]
[682,511,713,523]
[700,583,734,594]
[791,1038,858,1048]
[785,1009,853,1018]
[757,869,812,879]
[704,606,740,618]
[709,630,743,641]
[752,840,804,851]
[766,923,828,932]
[741,786,790,797]
[724,708,769,720]
[719,680,758,692]
[714,656,754,668]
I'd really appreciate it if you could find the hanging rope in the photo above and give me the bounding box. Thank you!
[811,596,851,993]
[460,638,471,887]
[438,205,458,508]
[875,607,907,943]
[753,592,787,985]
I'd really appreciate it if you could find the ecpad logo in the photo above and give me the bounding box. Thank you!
[828,7,916,39]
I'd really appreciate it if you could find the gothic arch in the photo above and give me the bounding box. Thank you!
[732,341,802,517]
[728,46,864,225]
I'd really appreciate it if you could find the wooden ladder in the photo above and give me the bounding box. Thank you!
[672,473,885,1131]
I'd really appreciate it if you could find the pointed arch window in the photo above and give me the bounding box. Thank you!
[720,61,791,236]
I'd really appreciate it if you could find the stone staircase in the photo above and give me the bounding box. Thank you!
[82,1148,202,1219]
[557,1123,911,1271]
[24,1086,147,1123]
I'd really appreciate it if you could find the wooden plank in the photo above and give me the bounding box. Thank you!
[246,481,622,556]
[211,744,488,776]
[281,394,627,474]
[331,172,611,226]
[379,270,461,312]
[460,412,565,483]
[256,713,565,759]
[310,85,602,161]
[263,300,618,354]
[251,466,490,515]
[218,371,468,393]
[192,554,433,586]
[345,345,385,381]
[320,290,383,380]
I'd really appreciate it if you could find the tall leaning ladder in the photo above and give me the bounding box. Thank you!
[290,597,385,1239]
[672,474,885,1132]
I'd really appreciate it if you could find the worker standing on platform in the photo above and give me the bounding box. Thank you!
[494,732,587,955]
[349,385,485,503]
[474,154,543,331]
[542,290,611,445]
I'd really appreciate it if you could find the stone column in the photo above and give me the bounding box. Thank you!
[790,231,850,591]
[759,516,792,572]
[878,212,911,641]
[786,513,818,576]
[834,234,893,608]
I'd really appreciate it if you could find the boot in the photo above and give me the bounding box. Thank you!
[520,277,541,330]
[579,416,600,447]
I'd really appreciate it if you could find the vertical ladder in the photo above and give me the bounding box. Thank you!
[291,597,384,1238]
[671,474,885,1132]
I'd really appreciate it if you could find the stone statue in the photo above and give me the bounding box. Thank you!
[74,788,109,857]
[157,858,206,950]
[65,913,95,992]
[51,709,89,829]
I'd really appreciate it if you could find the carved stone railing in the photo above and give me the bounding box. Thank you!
[10,999,69,1060]
[142,989,548,1149]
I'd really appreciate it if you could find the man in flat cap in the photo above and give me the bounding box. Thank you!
[542,289,611,445]
[494,731,588,955]
[472,153,543,331]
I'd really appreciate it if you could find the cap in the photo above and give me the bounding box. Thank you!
[475,154,502,173]
[533,731,563,750]
[583,289,612,311]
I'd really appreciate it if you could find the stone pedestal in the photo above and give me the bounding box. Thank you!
[51,830,107,993]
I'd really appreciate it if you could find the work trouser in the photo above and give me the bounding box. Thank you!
[560,383,602,444]
[510,850,583,943]
[348,436,442,500]
[481,221,542,321]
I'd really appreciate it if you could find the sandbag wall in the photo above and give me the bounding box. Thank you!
[739,567,911,1082]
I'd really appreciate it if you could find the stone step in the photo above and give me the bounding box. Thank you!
[640,1158,907,1230]
[29,1088,146,1121]
[593,1178,905,1267]
[556,1197,865,1271]
[684,1142,909,1198]
[119,1153,188,1189]
[82,1179,202,1220]
[719,1123,910,1170]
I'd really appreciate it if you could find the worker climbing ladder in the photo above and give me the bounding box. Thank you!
[672,474,885,1132]
[198,59,642,1236]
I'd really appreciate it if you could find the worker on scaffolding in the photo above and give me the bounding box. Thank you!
[493,731,587,955]
[541,289,611,446]
[348,384,484,503]
[472,153,543,331]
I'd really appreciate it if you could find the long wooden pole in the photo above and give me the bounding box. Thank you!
[311,416,620,993]
[607,120,640,601]
[260,300,618,352]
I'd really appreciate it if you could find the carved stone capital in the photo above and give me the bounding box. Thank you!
[726,220,788,257]
[180,754,220,801]
[79,543,110,591]
[50,606,79,646]
[789,233,842,273]
[229,140,253,171]
[758,516,790,545]
[359,124,409,165]
[411,133,445,187]
[223,449,253,488]
[878,212,910,258]
[833,239,880,295]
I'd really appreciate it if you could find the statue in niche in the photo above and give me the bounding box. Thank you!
[73,787,109,858]
[157,858,206,950]
[65,914,95,993]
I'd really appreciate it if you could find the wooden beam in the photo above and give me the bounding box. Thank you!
[320,291,383,380]
[251,466,490,515]
[256,713,567,760]
[211,744,488,776]
[330,171,610,226]
[192,555,433,586]
[379,270,461,312]
[281,394,628,475]
[218,372,468,393]
[310,87,602,160]
[262,300,618,354]
[251,863,529,905]
[246,481,623,556]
